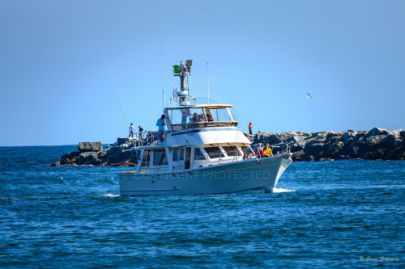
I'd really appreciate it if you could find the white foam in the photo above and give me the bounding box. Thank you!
[103,193,120,198]
[271,187,295,193]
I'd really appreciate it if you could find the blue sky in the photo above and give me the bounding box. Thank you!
[1,0,404,146]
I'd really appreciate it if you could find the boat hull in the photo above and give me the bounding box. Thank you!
[119,153,292,195]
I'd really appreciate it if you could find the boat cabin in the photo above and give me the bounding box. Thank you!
[136,143,252,173]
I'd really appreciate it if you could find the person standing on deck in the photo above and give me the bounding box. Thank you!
[128,123,135,138]
[156,114,166,143]
[248,122,253,135]
[138,125,144,140]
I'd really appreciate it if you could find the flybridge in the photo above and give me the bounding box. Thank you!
[166,60,238,132]
[164,105,238,131]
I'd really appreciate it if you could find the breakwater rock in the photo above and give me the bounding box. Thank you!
[52,140,138,167]
[253,127,405,161]
[52,127,405,166]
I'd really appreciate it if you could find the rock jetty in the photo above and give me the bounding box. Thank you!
[52,127,405,166]
[253,127,405,161]
[52,141,139,167]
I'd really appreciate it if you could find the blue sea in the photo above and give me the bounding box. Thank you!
[0,146,404,268]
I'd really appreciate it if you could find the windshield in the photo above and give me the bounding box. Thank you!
[166,106,237,131]
[223,146,242,157]
[205,146,225,159]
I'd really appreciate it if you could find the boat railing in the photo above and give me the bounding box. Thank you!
[131,131,158,147]
[270,141,294,154]
[214,155,245,165]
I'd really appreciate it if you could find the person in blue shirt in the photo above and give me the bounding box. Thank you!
[156,114,166,143]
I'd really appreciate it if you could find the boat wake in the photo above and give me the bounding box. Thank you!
[102,193,120,198]
[271,187,295,193]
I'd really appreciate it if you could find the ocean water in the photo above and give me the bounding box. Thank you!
[0,146,404,268]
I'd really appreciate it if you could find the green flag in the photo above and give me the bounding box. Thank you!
[173,65,180,76]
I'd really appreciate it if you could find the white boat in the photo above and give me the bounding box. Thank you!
[119,60,292,195]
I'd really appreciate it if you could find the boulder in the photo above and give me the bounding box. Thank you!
[310,132,328,142]
[77,152,100,165]
[366,127,389,138]
[323,141,344,158]
[342,130,357,143]
[326,131,343,142]
[106,147,138,165]
[290,141,304,152]
[292,150,305,161]
[60,151,79,165]
[303,155,316,161]
[383,145,405,160]
[78,142,103,153]
[116,138,129,145]
[339,143,356,157]
[354,131,366,141]
[304,142,325,156]
[292,135,307,147]
[380,134,398,148]
[254,132,283,145]
[97,151,107,162]
[365,135,385,148]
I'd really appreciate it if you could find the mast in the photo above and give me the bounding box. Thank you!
[173,60,192,106]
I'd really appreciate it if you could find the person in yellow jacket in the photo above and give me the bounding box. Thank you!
[263,144,273,157]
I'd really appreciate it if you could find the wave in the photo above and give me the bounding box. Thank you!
[271,187,295,193]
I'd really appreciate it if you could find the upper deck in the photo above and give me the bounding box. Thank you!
[164,104,238,132]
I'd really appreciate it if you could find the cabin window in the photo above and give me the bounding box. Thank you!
[189,108,206,124]
[179,148,185,161]
[173,148,185,162]
[173,149,179,162]
[227,108,236,121]
[141,150,151,166]
[152,149,168,166]
[168,108,189,125]
[194,148,206,160]
[205,108,232,122]
[205,146,224,159]
[166,106,237,130]
[223,146,242,157]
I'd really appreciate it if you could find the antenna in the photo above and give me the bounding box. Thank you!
[108,69,129,129]
[204,8,210,104]
[161,40,165,108]
[206,62,210,104]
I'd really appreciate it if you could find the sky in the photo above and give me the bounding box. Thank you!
[0,0,404,146]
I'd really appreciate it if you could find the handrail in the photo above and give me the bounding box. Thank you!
[269,141,294,153]
[131,131,158,147]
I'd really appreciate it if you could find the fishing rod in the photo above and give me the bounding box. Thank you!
[108,69,129,129]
